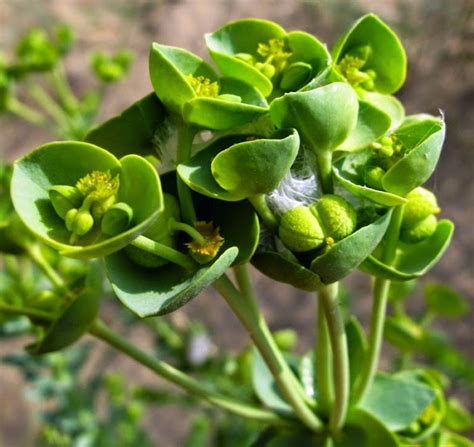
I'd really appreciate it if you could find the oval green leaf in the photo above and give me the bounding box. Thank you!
[332,14,407,94]
[85,93,167,159]
[211,129,299,197]
[359,219,454,281]
[105,247,238,317]
[270,83,358,154]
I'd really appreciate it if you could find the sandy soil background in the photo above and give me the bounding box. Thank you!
[0,0,473,445]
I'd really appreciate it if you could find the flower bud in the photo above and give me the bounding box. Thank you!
[48,185,83,219]
[255,62,276,79]
[101,202,133,236]
[313,194,357,242]
[279,206,325,252]
[280,62,313,91]
[400,214,438,244]
[402,187,440,229]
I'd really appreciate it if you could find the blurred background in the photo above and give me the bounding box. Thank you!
[0,0,473,445]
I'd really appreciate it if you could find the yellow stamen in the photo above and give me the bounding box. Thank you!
[186,221,224,258]
[76,171,119,202]
[186,74,220,97]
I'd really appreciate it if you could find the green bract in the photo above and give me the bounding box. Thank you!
[205,18,330,97]
[11,141,162,258]
[149,43,267,130]
[270,82,358,155]
[178,129,299,201]
[334,115,446,204]
[332,14,407,94]
[253,210,392,290]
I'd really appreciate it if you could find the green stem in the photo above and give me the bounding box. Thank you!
[176,122,197,224]
[50,64,79,113]
[213,274,323,432]
[316,151,333,194]
[169,220,206,246]
[0,303,53,323]
[315,297,334,416]
[28,83,71,129]
[318,283,349,432]
[132,235,196,271]
[25,244,68,294]
[248,194,278,231]
[89,319,285,425]
[352,205,404,404]
[6,97,46,126]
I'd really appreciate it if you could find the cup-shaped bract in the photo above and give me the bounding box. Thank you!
[149,43,268,130]
[334,115,446,204]
[253,208,392,290]
[332,14,407,94]
[11,141,163,259]
[178,129,299,201]
[270,82,359,155]
[205,18,330,97]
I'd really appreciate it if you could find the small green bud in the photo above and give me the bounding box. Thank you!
[280,62,313,91]
[402,187,440,229]
[313,194,357,241]
[273,329,298,352]
[101,202,133,236]
[217,93,242,103]
[364,165,386,190]
[279,206,325,252]
[400,214,438,243]
[48,185,83,219]
[235,53,256,64]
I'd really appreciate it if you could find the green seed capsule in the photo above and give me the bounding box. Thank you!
[279,206,325,252]
[273,329,298,352]
[400,214,438,243]
[313,194,357,241]
[101,202,133,236]
[402,187,440,229]
[65,208,94,236]
[364,165,386,190]
[48,185,83,219]
[279,62,313,91]
[255,62,276,79]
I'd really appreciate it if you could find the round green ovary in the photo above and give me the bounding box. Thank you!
[313,194,357,241]
[400,214,438,243]
[279,206,324,252]
[402,187,440,229]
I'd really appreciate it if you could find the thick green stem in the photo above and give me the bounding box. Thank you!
[132,235,196,271]
[6,97,46,126]
[213,274,323,432]
[352,205,404,404]
[90,319,285,424]
[318,283,349,432]
[248,194,278,231]
[316,151,333,194]
[26,244,68,294]
[176,122,197,224]
[315,297,334,417]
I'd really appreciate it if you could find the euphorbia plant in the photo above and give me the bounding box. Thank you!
[2,14,472,446]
